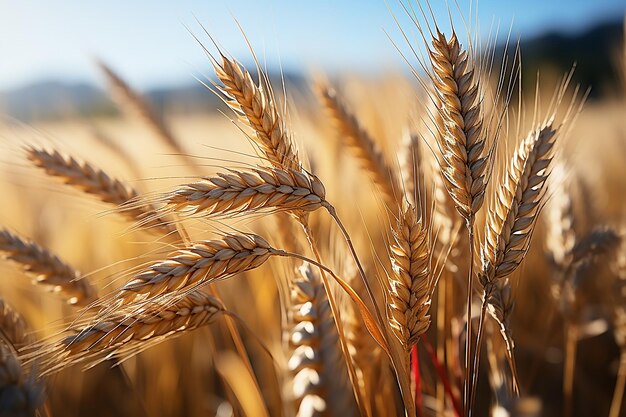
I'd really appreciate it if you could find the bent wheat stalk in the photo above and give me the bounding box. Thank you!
[0,229,96,306]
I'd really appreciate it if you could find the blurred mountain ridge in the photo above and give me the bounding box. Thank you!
[0,18,622,122]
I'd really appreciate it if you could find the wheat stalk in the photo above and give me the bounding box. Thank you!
[289,263,357,417]
[0,229,96,306]
[27,147,177,237]
[165,167,326,216]
[316,83,399,208]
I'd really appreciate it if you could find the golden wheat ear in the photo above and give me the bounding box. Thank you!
[428,29,489,224]
[31,290,224,374]
[387,203,433,352]
[26,146,178,237]
[213,54,301,171]
[315,81,400,209]
[163,166,326,216]
[117,233,275,304]
[0,229,96,306]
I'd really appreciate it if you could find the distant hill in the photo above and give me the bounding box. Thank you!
[0,81,115,121]
[0,19,622,122]
[498,19,624,98]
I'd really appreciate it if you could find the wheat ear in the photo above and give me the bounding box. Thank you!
[36,291,223,373]
[27,147,177,236]
[119,233,275,303]
[214,55,300,171]
[429,29,488,223]
[387,204,432,351]
[165,167,325,216]
[0,298,32,349]
[0,229,96,306]
[316,83,399,208]
[480,122,557,290]
[429,29,490,412]
[472,122,558,411]
[289,263,357,417]
[97,61,187,157]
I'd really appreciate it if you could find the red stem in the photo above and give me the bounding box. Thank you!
[412,345,423,416]
[423,335,462,417]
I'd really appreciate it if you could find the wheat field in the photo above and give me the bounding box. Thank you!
[0,4,624,417]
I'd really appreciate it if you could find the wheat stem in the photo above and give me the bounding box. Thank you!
[469,292,488,416]
[563,318,578,417]
[465,220,475,417]
[610,351,626,417]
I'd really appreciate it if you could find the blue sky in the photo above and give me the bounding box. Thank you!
[0,0,623,90]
